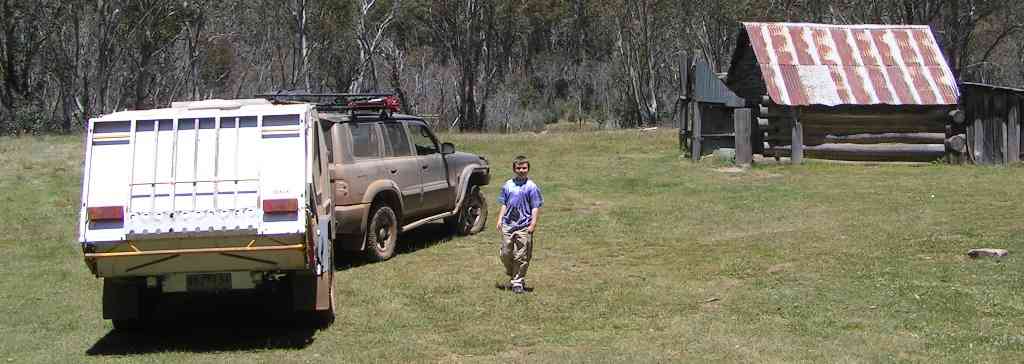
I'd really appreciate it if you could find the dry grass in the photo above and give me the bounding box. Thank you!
[2,129,1024,362]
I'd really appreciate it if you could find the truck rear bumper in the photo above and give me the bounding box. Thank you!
[85,244,305,258]
[86,235,307,277]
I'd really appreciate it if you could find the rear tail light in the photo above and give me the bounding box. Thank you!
[87,206,124,222]
[263,198,299,213]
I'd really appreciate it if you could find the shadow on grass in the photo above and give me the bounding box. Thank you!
[334,221,455,270]
[493,282,536,293]
[86,292,320,355]
[87,223,456,355]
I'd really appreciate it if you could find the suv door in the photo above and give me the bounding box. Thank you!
[380,121,422,218]
[407,122,452,216]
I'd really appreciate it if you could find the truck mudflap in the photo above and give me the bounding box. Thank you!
[294,213,335,315]
[314,214,334,312]
[314,215,331,275]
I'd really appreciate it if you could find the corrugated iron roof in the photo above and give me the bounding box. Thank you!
[693,58,745,107]
[740,22,959,106]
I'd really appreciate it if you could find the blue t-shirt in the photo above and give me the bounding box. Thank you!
[497,178,543,232]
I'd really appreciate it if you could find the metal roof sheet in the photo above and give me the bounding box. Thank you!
[741,22,959,106]
[693,58,745,107]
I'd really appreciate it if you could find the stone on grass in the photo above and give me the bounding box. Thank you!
[966,248,1008,258]
[713,148,736,162]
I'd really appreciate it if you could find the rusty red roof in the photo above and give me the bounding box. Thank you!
[740,22,959,106]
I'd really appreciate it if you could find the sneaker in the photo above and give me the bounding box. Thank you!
[511,285,525,294]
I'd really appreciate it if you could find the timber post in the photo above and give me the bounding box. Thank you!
[996,93,1008,163]
[678,97,688,152]
[791,108,803,164]
[734,108,752,166]
[1010,99,1020,163]
[679,52,692,153]
[691,102,702,162]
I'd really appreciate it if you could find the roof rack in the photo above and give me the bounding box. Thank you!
[254,91,401,117]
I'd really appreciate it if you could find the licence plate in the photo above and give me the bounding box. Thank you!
[186,273,232,292]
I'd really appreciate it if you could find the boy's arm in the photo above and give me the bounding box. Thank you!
[527,207,540,233]
[496,185,508,232]
[496,205,507,232]
[527,186,542,233]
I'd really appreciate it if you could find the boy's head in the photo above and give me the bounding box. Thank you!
[512,155,530,179]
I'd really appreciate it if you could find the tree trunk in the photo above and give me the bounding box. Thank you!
[383,42,413,114]
[295,0,309,91]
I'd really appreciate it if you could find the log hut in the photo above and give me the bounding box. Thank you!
[956,82,1024,164]
[724,22,961,163]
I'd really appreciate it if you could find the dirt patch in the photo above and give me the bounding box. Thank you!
[766,263,793,274]
[713,167,782,179]
[749,170,782,179]
[576,200,609,214]
[715,166,746,174]
[707,225,802,243]
[696,278,742,311]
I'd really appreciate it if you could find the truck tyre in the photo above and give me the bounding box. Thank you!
[112,319,142,331]
[105,278,155,331]
[365,204,398,261]
[448,185,488,236]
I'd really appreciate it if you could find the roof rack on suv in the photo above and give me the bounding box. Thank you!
[255,91,401,119]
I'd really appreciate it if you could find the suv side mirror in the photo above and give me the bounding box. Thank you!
[440,142,455,154]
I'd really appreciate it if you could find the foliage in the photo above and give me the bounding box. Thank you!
[1,0,1023,132]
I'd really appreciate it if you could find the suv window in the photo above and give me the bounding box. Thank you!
[409,123,439,155]
[321,122,335,163]
[349,122,381,158]
[382,122,412,157]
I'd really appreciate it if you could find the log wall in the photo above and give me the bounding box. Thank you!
[758,102,956,163]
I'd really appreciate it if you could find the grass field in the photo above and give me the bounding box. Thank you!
[2,129,1024,363]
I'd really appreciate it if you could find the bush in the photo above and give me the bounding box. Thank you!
[2,102,50,136]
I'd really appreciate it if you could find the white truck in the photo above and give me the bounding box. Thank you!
[78,99,335,329]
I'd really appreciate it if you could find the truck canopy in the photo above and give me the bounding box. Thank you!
[79,99,316,246]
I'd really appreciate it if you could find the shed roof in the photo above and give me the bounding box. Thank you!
[693,58,745,107]
[960,82,1024,95]
[734,22,959,107]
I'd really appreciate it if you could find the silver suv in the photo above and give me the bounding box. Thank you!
[296,94,490,261]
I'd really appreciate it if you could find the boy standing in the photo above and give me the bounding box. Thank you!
[496,156,543,294]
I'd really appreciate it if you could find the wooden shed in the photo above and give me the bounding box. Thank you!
[679,57,749,162]
[955,82,1024,164]
[723,22,962,163]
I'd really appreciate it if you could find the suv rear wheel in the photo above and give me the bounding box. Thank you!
[448,185,488,236]
[365,203,398,261]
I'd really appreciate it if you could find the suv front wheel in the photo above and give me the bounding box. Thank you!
[448,185,488,236]
[365,203,398,261]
